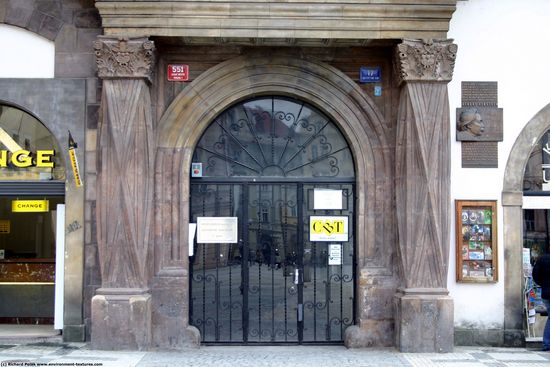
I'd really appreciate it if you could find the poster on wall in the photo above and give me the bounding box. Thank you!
[197,217,238,244]
[309,216,348,242]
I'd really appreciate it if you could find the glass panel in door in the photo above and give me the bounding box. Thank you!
[302,184,355,342]
[246,184,298,342]
[190,184,243,342]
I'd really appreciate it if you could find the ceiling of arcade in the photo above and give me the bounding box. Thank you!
[95,0,458,46]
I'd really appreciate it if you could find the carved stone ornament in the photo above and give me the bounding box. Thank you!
[94,36,155,81]
[395,39,457,84]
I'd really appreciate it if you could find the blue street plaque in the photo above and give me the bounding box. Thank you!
[360,67,381,83]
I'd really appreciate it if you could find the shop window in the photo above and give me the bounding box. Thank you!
[524,209,535,232]
[0,102,65,283]
[523,209,549,338]
[0,104,64,181]
[0,196,63,282]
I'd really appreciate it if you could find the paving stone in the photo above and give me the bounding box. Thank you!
[3,342,550,367]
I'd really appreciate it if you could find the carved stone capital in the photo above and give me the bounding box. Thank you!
[395,39,457,84]
[93,36,155,81]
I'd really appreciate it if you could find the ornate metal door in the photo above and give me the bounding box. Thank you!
[189,97,355,344]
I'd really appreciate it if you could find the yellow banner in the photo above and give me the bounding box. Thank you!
[12,200,49,213]
[69,148,83,187]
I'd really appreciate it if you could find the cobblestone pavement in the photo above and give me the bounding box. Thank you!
[1,343,550,367]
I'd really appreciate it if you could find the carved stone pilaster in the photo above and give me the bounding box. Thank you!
[92,37,156,350]
[393,39,456,352]
[395,39,457,84]
[93,37,155,82]
[395,81,451,290]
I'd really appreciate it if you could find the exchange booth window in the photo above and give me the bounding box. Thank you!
[0,196,63,282]
[0,103,65,324]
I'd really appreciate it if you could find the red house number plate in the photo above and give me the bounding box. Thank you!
[167,64,189,81]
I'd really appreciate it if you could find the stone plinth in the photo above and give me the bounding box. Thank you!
[151,272,200,349]
[394,289,454,353]
[91,288,151,350]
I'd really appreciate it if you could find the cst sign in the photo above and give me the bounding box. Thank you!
[309,216,349,242]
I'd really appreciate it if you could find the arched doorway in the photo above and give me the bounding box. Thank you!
[503,103,550,345]
[153,54,393,348]
[189,96,355,343]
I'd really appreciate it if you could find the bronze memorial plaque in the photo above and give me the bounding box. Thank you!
[461,142,498,168]
[457,82,502,167]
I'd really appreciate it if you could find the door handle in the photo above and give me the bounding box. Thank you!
[294,268,300,285]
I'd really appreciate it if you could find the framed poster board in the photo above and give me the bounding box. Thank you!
[455,200,498,283]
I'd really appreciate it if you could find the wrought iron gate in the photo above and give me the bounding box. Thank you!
[188,96,356,344]
[190,182,355,344]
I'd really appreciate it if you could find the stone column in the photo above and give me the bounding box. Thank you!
[91,37,155,350]
[393,39,457,352]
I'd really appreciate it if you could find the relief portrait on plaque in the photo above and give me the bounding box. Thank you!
[456,106,503,142]
[457,108,485,137]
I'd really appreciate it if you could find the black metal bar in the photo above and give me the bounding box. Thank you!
[282,185,289,342]
[352,184,357,327]
[297,182,304,343]
[191,177,355,184]
[216,241,220,342]
[270,184,275,342]
[229,185,234,340]
[257,185,263,341]
[326,256,331,341]
[242,183,249,343]
[271,96,275,164]
[313,240,318,342]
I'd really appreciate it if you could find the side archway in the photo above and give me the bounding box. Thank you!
[152,54,395,348]
[502,103,550,345]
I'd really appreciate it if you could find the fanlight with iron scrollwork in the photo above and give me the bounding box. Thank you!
[193,96,355,178]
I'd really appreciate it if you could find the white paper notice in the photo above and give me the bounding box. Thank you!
[313,189,343,210]
[328,244,342,265]
[197,217,238,244]
[188,223,197,256]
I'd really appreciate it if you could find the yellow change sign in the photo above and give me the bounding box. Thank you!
[309,216,349,242]
[0,150,55,168]
[12,200,49,213]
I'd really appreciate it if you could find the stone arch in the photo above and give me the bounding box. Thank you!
[1,2,100,42]
[502,103,550,345]
[153,54,395,347]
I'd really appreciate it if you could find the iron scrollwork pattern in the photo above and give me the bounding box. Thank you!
[194,97,354,179]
